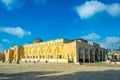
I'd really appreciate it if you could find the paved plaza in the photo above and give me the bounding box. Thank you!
[0,62,120,80]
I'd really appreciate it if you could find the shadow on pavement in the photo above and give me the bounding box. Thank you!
[0,70,120,80]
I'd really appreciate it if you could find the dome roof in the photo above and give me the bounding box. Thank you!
[33,38,43,43]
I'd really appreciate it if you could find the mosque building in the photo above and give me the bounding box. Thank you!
[4,38,108,64]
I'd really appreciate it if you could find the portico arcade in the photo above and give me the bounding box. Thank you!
[77,45,108,63]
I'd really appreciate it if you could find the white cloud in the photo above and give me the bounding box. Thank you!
[0,0,23,10]
[2,38,11,44]
[81,33,101,40]
[0,44,3,47]
[0,0,47,10]
[99,37,120,49]
[75,1,120,19]
[81,33,120,49]
[0,26,31,38]
[105,37,120,44]
[107,3,120,17]
[99,42,109,49]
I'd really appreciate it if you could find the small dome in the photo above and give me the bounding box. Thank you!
[33,38,43,43]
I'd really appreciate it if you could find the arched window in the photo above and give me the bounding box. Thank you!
[59,55,62,59]
[56,48,60,53]
[49,48,51,53]
[43,55,45,59]
[51,55,53,59]
[41,48,43,53]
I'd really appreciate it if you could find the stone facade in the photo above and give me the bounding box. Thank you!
[4,38,108,63]
[4,46,23,62]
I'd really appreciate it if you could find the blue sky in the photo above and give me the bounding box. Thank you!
[0,0,120,53]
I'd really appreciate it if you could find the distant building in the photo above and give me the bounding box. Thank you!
[108,50,120,61]
[4,38,108,64]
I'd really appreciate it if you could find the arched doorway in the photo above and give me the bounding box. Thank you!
[90,49,94,62]
[85,48,89,62]
[95,48,99,62]
[78,47,83,62]
[100,51,102,61]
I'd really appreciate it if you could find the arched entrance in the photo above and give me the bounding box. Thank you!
[78,47,83,62]
[95,48,99,62]
[100,51,102,61]
[90,49,94,62]
[85,48,89,62]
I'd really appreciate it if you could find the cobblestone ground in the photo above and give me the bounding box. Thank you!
[0,61,120,80]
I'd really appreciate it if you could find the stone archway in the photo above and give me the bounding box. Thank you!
[90,49,94,62]
[100,51,102,61]
[85,48,89,62]
[78,47,83,62]
[95,48,99,61]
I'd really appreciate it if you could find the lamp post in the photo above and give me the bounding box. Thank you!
[111,38,116,64]
[111,39,114,59]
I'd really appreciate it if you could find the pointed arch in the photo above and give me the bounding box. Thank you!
[78,47,83,62]
[39,46,44,59]
[46,46,53,59]
[90,48,94,62]
[95,48,99,61]
[85,48,89,62]
[100,50,102,61]
[53,46,61,59]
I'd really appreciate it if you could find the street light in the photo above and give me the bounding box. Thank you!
[112,39,115,60]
